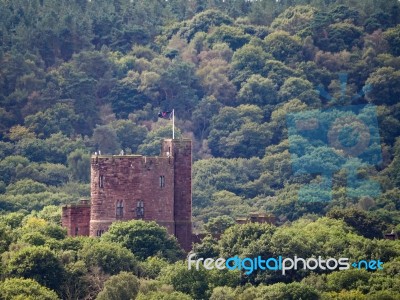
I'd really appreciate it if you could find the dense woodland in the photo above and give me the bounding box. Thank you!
[0,0,400,299]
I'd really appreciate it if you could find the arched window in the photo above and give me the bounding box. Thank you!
[136,201,144,218]
[116,200,124,218]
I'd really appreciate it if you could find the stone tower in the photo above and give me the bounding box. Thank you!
[162,139,192,252]
[86,138,192,251]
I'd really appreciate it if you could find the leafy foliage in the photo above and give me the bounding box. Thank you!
[6,246,64,291]
[78,240,138,275]
[0,278,59,300]
[0,1,399,299]
[96,272,140,300]
[102,220,184,262]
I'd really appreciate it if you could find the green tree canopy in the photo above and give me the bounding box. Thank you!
[67,149,91,183]
[102,220,184,261]
[6,246,64,292]
[0,278,59,300]
[138,124,181,156]
[237,75,278,106]
[270,5,317,35]
[384,24,400,56]
[208,105,272,158]
[264,31,303,62]
[91,125,121,155]
[78,240,138,275]
[96,271,140,300]
[204,215,236,236]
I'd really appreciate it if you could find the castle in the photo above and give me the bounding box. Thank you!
[61,139,192,251]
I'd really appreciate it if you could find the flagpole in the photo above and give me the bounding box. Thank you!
[172,109,175,139]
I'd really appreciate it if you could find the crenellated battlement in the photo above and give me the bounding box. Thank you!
[62,139,193,251]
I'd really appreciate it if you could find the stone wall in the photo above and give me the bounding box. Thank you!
[163,139,193,252]
[62,139,193,251]
[61,199,91,236]
[90,155,175,236]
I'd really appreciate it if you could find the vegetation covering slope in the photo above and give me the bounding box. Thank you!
[0,0,399,299]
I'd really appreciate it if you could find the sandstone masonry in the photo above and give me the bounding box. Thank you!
[62,139,192,251]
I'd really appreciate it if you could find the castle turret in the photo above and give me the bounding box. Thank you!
[162,139,193,252]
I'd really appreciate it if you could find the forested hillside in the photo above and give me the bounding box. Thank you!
[0,0,400,299]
